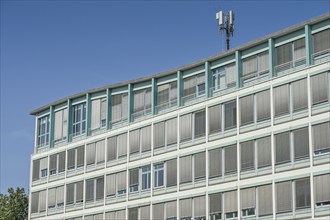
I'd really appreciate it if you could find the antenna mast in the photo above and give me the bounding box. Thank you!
[216,10,235,50]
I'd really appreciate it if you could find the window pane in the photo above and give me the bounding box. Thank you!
[194,152,206,180]
[154,122,165,149]
[274,84,289,117]
[85,179,94,202]
[95,140,105,164]
[276,181,292,213]
[96,177,104,200]
[311,72,329,105]
[313,122,330,153]
[180,114,192,142]
[194,110,206,138]
[167,159,177,187]
[275,132,290,164]
[180,156,192,183]
[225,144,237,175]
[224,100,237,130]
[295,178,311,209]
[86,143,95,165]
[241,187,255,209]
[224,191,237,213]
[209,104,221,134]
[292,79,308,112]
[166,118,177,145]
[209,148,222,178]
[153,203,164,220]
[107,136,117,161]
[106,174,116,196]
[240,141,254,171]
[209,193,222,214]
[129,129,140,155]
[257,136,271,168]
[180,198,192,218]
[141,126,151,152]
[166,201,177,218]
[293,127,309,160]
[117,133,127,157]
[313,29,330,53]
[194,196,206,217]
[276,43,292,65]
[256,90,270,121]
[240,95,254,126]
[314,174,330,205]
[258,184,273,216]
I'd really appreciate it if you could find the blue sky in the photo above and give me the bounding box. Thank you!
[0,0,329,194]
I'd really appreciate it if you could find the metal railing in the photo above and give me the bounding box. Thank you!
[240,71,269,87]
[181,92,206,105]
[274,57,306,76]
[209,85,235,97]
[155,99,177,113]
[131,107,152,121]
[312,49,330,65]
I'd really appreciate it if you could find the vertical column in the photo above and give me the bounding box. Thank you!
[128,83,133,123]
[34,117,38,154]
[305,24,312,66]
[177,71,183,107]
[152,78,157,115]
[205,61,212,98]
[49,106,55,148]
[86,93,91,136]
[268,38,275,77]
[106,88,112,130]
[67,99,72,142]
[235,51,242,88]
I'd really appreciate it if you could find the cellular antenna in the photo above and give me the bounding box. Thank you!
[216,10,235,50]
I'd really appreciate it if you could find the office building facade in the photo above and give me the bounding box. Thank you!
[29,13,330,220]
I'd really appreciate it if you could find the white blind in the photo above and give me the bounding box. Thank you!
[209,148,222,178]
[48,188,56,207]
[106,174,116,196]
[96,140,105,163]
[256,89,270,121]
[180,156,192,183]
[258,184,273,216]
[258,51,269,73]
[40,157,48,171]
[117,171,127,191]
[166,158,177,187]
[313,29,330,53]
[86,143,96,165]
[56,186,64,205]
[141,126,151,152]
[91,99,101,130]
[276,181,292,213]
[241,187,255,209]
[209,104,221,134]
[153,203,164,220]
[313,122,330,151]
[224,191,237,213]
[226,63,236,85]
[194,196,206,217]
[39,190,46,212]
[224,144,237,174]
[117,133,127,157]
[129,129,140,154]
[140,205,150,220]
[314,174,330,204]
[242,55,257,76]
[107,136,117,161]
[166,201,177,218]
[180,198,192,218]
[292,79,308,112]
[166,118,177,145]
[194,152,206,179]
[180,114,192,142]
[154,121,165,148]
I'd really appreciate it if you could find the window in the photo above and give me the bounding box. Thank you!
[242,51,269,81]
[86,140,105,166]
[166,201,177,220]
[140,205,150,220]
[313,29,330,61]
[241,187,255,217]
[312,122,330,155]
[180,155,192,184]
[154,163,164,188]
[133,88,152,118]
[275,38,306,72]
[311,72,329,106]
[194,152,206,181]
[224,191,238,218]
[105,210,126,220]
[141,165,151,190]
[85,176,104,202]
[208,104,221,134]
[166,159,177,187]
[224,144,237,175]
[106,174,116,197]
[37,115,50,147]
[240,95,254,126]
[295,178,311,210]
[40,157,48,178]
[67,146,84,170]
[194,196,206,219]
[258,184,273,216]
[275,127,309,165]
[209,193,222,220]
[66,181,83,205]
[240,141,254,171]
[117,171,127,195]
[31,190,46,214]
[224,100,237,130]
[128,207,138,220]
[314,174,330,207]
[111,93,128,125]
[48,186,64,209]
[276,181,292,213]
[212,63,236,91]
[32,157,48,181]
[256,90,271,122]
[107,133,127,161]
[129,168,139,192]
[129,126,151,155]
[180,198,192,220]
[183,73,205,103]
[49,151,65,175]
[209,148,222,178]
[84,214,103,220]
[157,81,177,111]
[54,108,67,143]
[274,84,289,116]
[153,203,165,220]
[91,97,107,131]
[72,103,86,136]
[257,136,272,168]
[180,110,206,143]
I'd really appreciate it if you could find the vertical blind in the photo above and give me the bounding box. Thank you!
[106,174,116,196]
[117,133,127,157]
[240,95,254,126]
[153,203,164,220]
[194,196,206,217]
[295,178,311,209]
[224,145,237,174]
[276,181,292,213]
[256,90,270,122]
[194,110,206,138]
[209,104,221,134]
[313,29,330,53]
[274,84,289,116]
[209,148,222,178]
[154,122,165,148]
[180,156,192,183]
[224,100,237,130]
[275,132,290,164]
[194,152,206,180]
[141,126,151,152]
[257,136,271,168]
[179,198,192,218]
[313,122,330,152]
[292,79,308,112]
[258,184,273,216]
[129,129,140,154]
[311,72,329,105]
[293,127,309,160]
[166,201,177,218]
[107,136,117,161]
[166,118,177,145]
[224,191,237,213]
[240,141,254,171]
[167,158,177,187]
[314,174,330,204]
[209,193,222,214]
[140,205,150,220]
[180,114,192,142]
[241,187,256,209]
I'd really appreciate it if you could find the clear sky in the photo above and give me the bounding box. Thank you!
[0,0,329,194]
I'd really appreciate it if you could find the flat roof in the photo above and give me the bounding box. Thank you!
[30,13,330,115]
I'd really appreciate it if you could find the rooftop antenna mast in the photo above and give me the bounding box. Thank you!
[216,10,235,50]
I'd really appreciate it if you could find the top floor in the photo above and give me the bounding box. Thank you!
[31,13,330,154]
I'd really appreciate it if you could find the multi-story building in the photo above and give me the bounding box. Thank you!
[29,13,330,220]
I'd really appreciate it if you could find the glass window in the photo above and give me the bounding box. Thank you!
[209,104,221,134]
[314,174,330,207]
[224,144,237,175]
[107,136,117,161]
[293,127,309,160]
[37,115,50,147]
[209,193,222,220]
[180,198,192,220]
[224,100,237,130]
[292,79,308,112]
[166,159,177,187]
[240,140,254,171]
[241,188,256,217]
[166,201,177,220]
[54,108,67,143]
[209,148,222,178]
[194,110,206,138]
[129,168,139,192]
[258,184,273,216]
[240,95,254,126]
[154,121,165,149]
[154,163,164,188]
[311,72,329,105]
[91,98,107,131]
[183,73,205,102]
[256,90,270,122]
[129,129,140,155]
[72,103,86,136]
[180,156,192,184]
[212,63,236,91]
[141,165,151,190]
[224,191,238,218]
[180,114,192,142]
[242,51,269,80]
[157,81,177,111]
[106,174,116,197]
[133,88,152,118]
[276,181,292,213]
[275,132,290,164]
[274,84,289,117]
[128,208,138,220]
[194,196,206,218]
[313,122,330,155]
[194,152,206,180]
[111,93,128,124]
[313,29,330,55]
[276,38,306,71]
[153,203,165,220]
[295,178,311,210]
[257,136,271,168]
[166,118,177,146]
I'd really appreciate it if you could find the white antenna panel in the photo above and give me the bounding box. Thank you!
[216,11,224,26]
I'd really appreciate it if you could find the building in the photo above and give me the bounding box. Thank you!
[28,13,330,220]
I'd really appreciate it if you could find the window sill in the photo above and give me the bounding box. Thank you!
[275,159,309,173]
[274,110,308,125]
[315,205,330,217]
[312,102,330,115]
[180,136,205,149]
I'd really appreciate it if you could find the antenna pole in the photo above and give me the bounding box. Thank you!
[216,10,235,51]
